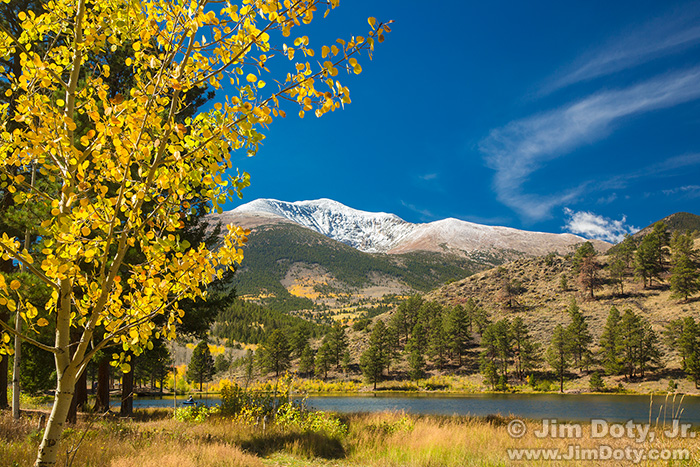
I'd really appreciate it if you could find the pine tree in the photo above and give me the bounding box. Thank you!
[637,319,661,379]
[666,317,700,388]
[565,299,593,372]
[479,321,511,387]
[511,317,540,380]
[493,319,513,378]
[579,255,603,299]
[635,222,670,288]
[546,324,570,393]
[187,341,214,391]
[315,339,333,380]
[619,310,641,379]
[589,371,606,392]
[298,343,315,377]
[328,322,349,369]
[428,314,449,370]
[669,231,700,301]
[607,257,627,296]
[408,348,425,381]
[258,330,291,378]
[572,242,596,272]
[598,306,623,375]
[445,304,471,367]
[290,327,311,359]
[360,321,388,390]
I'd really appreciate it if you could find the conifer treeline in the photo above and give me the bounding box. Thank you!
[212,299,327,345]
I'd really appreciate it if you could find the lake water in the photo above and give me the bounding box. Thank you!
[126,393,700,425]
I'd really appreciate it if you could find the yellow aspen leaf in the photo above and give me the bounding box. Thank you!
[368,17,376,29]
[10,280,20,290]
[37,318,49,327]
[64,116,77,131]
[246,73,257,82]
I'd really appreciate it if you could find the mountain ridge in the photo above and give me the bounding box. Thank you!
[216,198,610,257]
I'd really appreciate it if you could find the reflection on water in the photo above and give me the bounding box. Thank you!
[126,393,700,424]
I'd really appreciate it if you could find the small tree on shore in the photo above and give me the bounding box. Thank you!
[187,341,214,391]
[360,321,388,390]
[546,324,570,393]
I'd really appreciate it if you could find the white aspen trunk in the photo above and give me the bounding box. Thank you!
[34,367,77,467]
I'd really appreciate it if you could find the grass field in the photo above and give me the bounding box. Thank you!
[3,405,699,466]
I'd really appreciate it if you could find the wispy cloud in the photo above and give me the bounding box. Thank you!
[400,201,435,221]
[480,67,700,221]
[563,208,639,243]
[543,7,700,94]
[596,153,700,191]
[419,173,439,181]
[662,185,700,198]
[596,193,618,205]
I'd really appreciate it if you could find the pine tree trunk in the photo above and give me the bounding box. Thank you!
[120,368,133,417]
[95,356,110,413]
[66,370,88,424]
[0,343,8,409]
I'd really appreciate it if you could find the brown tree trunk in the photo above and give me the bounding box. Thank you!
[0,309,8,409]
[66,362,88,424]
[94,356,110,413]
[120,364,133,417]
[0,353,7,409]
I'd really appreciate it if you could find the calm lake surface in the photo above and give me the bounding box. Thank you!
[126,393,700,424]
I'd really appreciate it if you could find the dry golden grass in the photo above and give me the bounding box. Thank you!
[3,408,699,466]
[109,440,261,467]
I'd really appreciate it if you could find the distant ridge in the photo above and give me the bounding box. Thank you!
[214,198,611,257]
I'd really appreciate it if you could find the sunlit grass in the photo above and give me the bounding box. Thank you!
[2,408,698,466]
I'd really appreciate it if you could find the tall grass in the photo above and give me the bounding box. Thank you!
[2,408,698,466]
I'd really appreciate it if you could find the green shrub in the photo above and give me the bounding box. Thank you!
[174,405,218,422]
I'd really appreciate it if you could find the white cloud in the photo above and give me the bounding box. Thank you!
[563,208,639,243]
[543,8,700,94]
[480,67,700,221]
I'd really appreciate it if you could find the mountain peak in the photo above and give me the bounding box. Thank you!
[231,198,411,253]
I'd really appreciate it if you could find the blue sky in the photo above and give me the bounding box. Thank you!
[225,0,700,244]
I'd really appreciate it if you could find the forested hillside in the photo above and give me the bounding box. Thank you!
[212,299,329,345]
[232,223,490,311]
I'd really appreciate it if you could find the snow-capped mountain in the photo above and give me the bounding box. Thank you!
[230,198,415,253]
[214,198,610,256]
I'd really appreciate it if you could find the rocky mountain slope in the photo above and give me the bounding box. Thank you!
[426,238,700,367]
